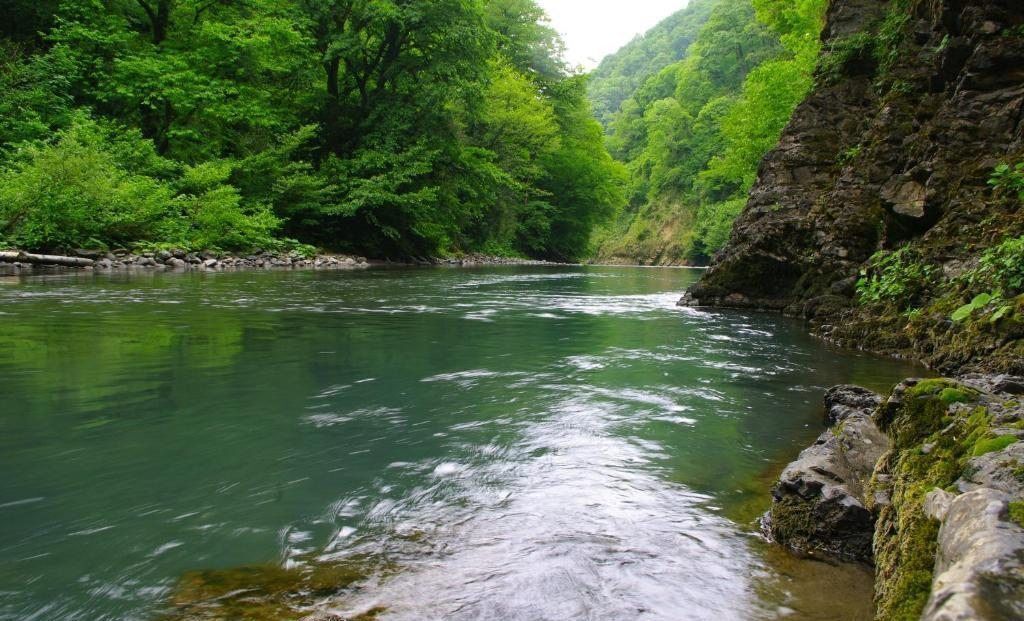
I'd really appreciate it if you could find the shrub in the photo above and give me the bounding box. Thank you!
[856,247,936,307]
[989,162,1024,202]
[0,118,173,250]
[0,117,283,252]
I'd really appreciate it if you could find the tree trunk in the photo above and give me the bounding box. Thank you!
[0,251,95,267]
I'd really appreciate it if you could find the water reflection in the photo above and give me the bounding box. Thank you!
[0,266,916,620]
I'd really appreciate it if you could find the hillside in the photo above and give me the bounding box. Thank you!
[587,0,717,128]
[590,0,827,265]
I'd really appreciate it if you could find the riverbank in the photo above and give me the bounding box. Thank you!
[0,249,563,276]
[763,375,1024,620]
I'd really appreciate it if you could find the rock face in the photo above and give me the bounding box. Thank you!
[766,385,887,562]
[771,376,1024,618]
[922,488,1024,621]
[682,0,1024,372]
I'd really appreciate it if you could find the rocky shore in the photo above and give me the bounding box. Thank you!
[676,0,1024,613]
[766,376,1024,619]
[0,249,560,275]
[0,248,372,273]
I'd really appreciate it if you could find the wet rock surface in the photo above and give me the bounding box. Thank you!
[773,375,1024,619]
[765,385,887,562]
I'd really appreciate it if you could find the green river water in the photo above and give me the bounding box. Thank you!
[0,266,922,620]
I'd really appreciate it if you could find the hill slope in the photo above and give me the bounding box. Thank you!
[589,0,828,265]
[587,0,717,128]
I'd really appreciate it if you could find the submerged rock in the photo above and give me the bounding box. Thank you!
[765,385,887,562]
[158,559,385,621]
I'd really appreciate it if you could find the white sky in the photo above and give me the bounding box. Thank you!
[536,0,690,70]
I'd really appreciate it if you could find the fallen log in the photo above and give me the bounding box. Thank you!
[0,251,95,267]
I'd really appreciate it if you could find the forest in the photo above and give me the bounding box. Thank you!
[1,0,832,265]
[589,0,827,264]
[0,0,625,261]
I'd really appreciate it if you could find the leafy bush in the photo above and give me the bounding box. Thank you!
[979,236,1024,294]
[0,117,283,251]
[957,236,1024,297]
[0,118,173,249]
[989,162,1024,202]
[856,247,936,307]
[949,235,1024,323]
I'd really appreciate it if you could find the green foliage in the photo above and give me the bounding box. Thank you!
[594,0,827,262]
[692,198,745,258]
[952,292,995,322]
[838,145,862,165]
[856,247,936,307]
[0,117,173,249]
[989,162,1024,202]
[948,234,1024,323]
[817,33,874,85]
[0,0,623,258]
[587,0,719,126]
[0,116,281,251]
[815,0,911,88]
[875,0,912,74]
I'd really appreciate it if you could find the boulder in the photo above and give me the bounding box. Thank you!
[922,488,1024,620]
[766,385,888,562]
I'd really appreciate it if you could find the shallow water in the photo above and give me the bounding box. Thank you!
[0,266,920,620]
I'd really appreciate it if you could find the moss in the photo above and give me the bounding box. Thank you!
[159,558,384,620]
[874,389,995,620]
[1009,501,1024,528]
[971,435,1018,457]
[769,495,818,548]
[907,379,977,404]
[886,381,978,448]
[938,388,973,405]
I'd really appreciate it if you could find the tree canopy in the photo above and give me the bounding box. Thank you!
[0,0,624,261]
[591,0,827,264]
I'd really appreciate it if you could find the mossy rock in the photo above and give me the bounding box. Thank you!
[159,559,381,621]
[873,382,998,620]
[1010,501,1024,528]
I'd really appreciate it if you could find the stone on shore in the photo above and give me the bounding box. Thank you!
[922,488,1024,620]
[765,385,887,562]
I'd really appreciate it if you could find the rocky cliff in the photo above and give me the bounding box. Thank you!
[682,0,1024,374]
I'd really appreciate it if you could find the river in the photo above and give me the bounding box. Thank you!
[0,266,921,620]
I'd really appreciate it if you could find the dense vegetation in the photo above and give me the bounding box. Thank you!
[587,0,716,127]
[591,0,827,264]
[0,0,624,260]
